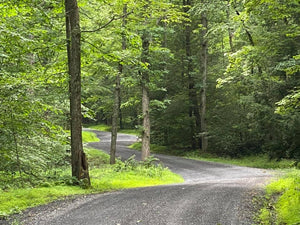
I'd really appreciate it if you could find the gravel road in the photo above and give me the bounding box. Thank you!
[11,130,272,225]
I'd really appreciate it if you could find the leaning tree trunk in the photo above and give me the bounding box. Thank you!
[200,12,208,152]
[65,0,90,185]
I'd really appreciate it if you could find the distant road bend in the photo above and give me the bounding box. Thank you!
[20,130,272,225]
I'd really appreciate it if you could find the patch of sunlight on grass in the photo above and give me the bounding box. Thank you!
[259,169,300,225]
[82,131,100,143]
[89,166,183,191]
[0,186,88,217]
[85,124,139,136]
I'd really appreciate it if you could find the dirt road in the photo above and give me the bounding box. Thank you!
[18,130,271,225]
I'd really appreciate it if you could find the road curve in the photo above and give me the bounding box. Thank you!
[18,130,272,225]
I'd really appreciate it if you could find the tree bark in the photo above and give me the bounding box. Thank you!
[110,70,120,164]
[200,12,208,152]
[65,0,90,185]
[141,30,151,161]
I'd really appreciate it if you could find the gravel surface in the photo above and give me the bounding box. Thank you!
[4,130,272,225]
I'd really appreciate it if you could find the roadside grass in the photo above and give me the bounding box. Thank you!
[85,124,111,132]
[0,140,183,218]
[184,152,296,169]
[82,131,100,143]
[130,142,296,169]
[84,124,140,136]
[258,169,300,225]
[0,185,89,217]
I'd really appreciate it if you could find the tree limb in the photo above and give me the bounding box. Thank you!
[82,11,133,33]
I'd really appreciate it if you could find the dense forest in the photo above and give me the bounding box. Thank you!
[1,0,299,185]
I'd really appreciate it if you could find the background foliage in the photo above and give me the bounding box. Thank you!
[0,0,299,188]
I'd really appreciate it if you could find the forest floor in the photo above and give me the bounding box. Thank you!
[9,130,273,225]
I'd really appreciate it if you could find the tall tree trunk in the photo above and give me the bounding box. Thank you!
[65,0,90,185]
[200,12,208,152]
[141,29,151,161]
[110,4,127,164]
[184,0,201,149]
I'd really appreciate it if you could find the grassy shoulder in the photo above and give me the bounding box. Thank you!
[84,124,140,136]
[258,169,300,225]
[82,130,100,143]
[0,146,183,218]
[130,142,297,169]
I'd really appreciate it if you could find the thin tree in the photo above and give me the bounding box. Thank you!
[65,0,90,185]
[141,28,151,161]
[110,4,127,164]
[200,12,208,152]
[139,0,151,160]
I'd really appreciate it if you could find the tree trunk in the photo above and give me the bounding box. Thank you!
[141,30,151,161]
[65,0,90,185]
[184,0,201,149]
[110,4,127,164]
[200,12,208,152]
[110,71,120,164]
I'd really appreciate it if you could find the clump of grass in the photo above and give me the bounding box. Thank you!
[90,161,183,191]
[258,169,300,225]
[82,131,100,143]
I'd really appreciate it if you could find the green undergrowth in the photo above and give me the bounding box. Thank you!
[130,142,296,169]
[258,169,300,225]
[184,152,296,169]
[0,148,183,219]
[85,124,139,136]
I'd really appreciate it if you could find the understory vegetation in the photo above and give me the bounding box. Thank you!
[0,134,183,219]
[258,169,300,225]
[130,142,298,169]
